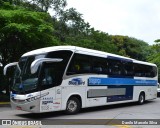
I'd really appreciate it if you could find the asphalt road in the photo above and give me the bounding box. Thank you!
[0,98,160,128]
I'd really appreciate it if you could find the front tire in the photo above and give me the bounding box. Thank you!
[66,97,81,114]
[138,92,145,105]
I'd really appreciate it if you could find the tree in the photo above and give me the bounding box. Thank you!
[147,41,160,81]
[61,8,90,35]
[53,7,92,42]
[0,9,58,65]
[0,6,59,95]
[111,35,152,60]
[31,0,67,13]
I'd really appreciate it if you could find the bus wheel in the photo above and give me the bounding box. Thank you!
[66,97,81,114]
[138,92,145,105]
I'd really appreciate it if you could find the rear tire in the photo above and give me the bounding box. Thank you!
[66,97,81,114]
[138,92,145,105]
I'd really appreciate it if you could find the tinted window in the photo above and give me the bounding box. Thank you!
[12,55,46,94]
[134,63,157,77]
[107,58,134,77]
[67,54,92,75]
[122,61,134,76]
[47,50,73,77]
[108,59,122,76]
[40,63,59,90]
[92,57,108,74]
[39,50,73,89]
[149,66,157,77]
[67,53,157,78]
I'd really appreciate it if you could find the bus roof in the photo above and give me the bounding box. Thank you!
[22,46,76,57]
[22,45,156,67]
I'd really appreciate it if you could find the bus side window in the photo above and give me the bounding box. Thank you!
[134,63,141,77]
[92,57,108,74]
[40,63,58,89]
[42,68,53,85]
[67,62,81,75]
[123,61,134,77]
[151,66,157,77]
[67,53,92,75]
[81,62,91,73]
[108,59,122,76]
[134,63,157,78]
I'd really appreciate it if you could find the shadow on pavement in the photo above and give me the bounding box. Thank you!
[16,100,154,119]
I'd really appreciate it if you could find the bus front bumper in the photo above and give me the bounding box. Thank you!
[10,99,40,113]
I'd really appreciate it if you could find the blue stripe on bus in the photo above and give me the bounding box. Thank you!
[88,77,157,86]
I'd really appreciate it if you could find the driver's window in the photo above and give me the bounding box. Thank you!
[41,63,55,88]
[42,68,53,85]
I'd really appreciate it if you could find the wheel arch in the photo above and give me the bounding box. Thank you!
[139,91,145,99]
[67,94,82,108]
[65,94,82,114]
[138,91,145,105]
[62,93,83,110]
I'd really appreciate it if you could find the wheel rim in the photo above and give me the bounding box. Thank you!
[140,95,144,103]
[67,100,77,112]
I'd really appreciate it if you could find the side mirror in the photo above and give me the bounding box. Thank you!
[30,58,63,74]
[0,63,3,67]
[3,62,18,75]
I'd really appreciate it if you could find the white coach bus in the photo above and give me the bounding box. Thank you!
[4,46,158,114]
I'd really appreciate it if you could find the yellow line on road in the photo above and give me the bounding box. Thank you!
[114,125,133,128]
[9,126,41,128]
[0,102,10,105]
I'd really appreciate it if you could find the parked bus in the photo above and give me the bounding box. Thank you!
[4,46,158,114]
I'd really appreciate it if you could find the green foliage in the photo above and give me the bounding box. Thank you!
[63,30,116,54]
[0,9,58,64]
[155,39,160,43]
[0,3,59,95]
[147,43,160,81]
[0,0,15,10]
[53,8,91,42]
[31,0,67,13]
[111,35,152,60]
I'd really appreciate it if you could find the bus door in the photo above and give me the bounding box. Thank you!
[39,63,62,112]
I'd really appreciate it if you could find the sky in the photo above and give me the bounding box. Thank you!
[63,0,160,45]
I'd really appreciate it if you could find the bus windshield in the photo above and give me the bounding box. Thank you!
[12,50,73,94]
[12,54,46,94]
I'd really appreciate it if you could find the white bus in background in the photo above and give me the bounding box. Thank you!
[4,46,158,114]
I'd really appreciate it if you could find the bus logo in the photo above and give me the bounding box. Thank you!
[69,78,85,85]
